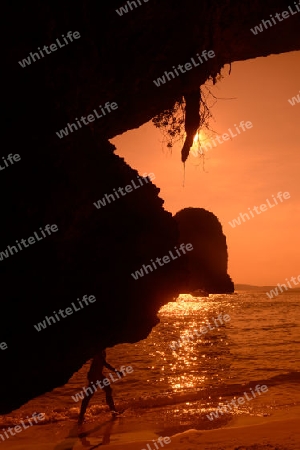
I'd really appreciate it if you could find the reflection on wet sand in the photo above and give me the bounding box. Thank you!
[54,416,117,449]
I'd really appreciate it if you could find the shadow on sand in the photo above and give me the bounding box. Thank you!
[53,416,118,449]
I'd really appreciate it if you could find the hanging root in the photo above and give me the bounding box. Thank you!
[152,65,226,161]
[181,89,201,163]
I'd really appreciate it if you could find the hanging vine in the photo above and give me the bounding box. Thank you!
[152,66,231,167]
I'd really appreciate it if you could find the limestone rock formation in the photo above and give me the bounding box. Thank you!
[1,0,299,413]
[174,208,234,294]
[0,138,188,414]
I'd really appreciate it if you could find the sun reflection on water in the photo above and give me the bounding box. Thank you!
[154,294,232,395]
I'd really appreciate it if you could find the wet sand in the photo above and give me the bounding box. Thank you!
[3,405,300,450]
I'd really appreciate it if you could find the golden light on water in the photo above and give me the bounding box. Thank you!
[157,294,214,392]
[153,294,233,396]
[159,294,210,313]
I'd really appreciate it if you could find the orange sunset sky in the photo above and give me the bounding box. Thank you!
[111,51,300,286]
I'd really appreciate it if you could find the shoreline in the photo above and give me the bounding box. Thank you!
[104,407,300,450]
[2,405,300,449]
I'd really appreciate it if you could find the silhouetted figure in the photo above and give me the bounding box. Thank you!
[78,350,123,424]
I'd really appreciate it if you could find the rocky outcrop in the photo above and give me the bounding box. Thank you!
[174,208,234,293]
[1,0,299,413]
[0,139,188,414]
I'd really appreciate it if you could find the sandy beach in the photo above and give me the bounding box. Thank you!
[2,405,300,450]
[2,292,300,450]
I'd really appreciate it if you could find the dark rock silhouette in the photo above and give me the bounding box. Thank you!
[0,139,189,414]
[174,208,234,293]
[1,0,299,412]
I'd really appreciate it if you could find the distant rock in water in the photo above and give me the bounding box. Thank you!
[174,208,234,294]
[190,288,209,297]
[3,0,293,414]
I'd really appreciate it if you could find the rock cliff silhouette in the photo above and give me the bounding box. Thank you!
[175,208,234,294]
[1,0,299,413]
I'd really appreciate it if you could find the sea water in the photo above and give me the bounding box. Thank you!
[1,289,300,447]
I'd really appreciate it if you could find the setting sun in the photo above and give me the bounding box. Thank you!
[2,0,300,448]
[190,130,208,156]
